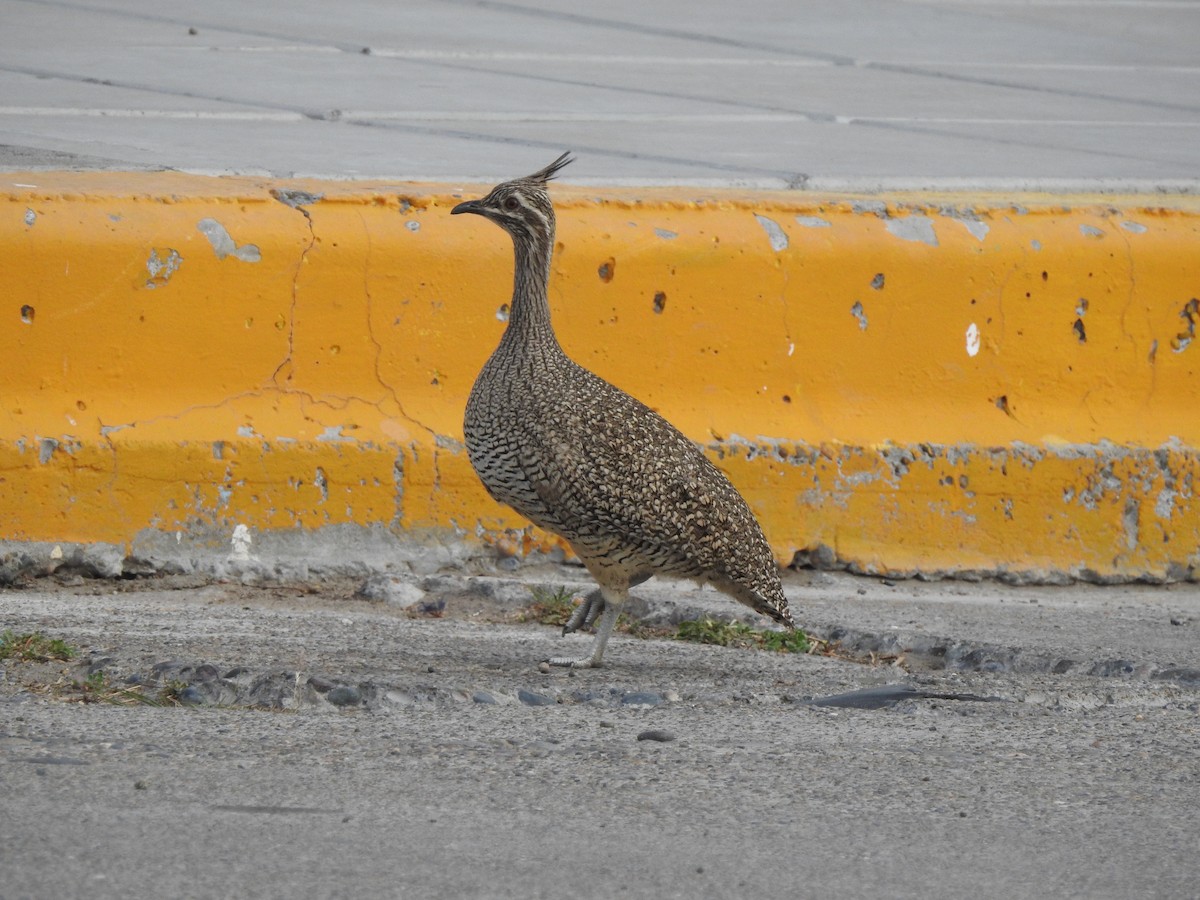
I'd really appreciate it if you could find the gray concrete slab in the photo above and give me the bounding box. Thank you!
[2,0,1198,187]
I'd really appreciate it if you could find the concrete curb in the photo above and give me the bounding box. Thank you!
[3,172,1198,582]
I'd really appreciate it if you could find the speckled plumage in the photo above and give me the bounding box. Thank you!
[452,154,794,667]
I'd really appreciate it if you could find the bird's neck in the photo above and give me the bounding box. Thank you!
[503,233,560,350]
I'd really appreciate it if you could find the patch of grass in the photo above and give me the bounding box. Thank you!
[70,670,179,707]
[615,614,671,640]
[759,628,815,654]
[158,679,189,705]
[0,631,195,707]
[0,630,77,662]
[675,617,815,654]
[521,585,578,627]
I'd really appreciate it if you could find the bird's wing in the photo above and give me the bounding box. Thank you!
[520,368,769,583]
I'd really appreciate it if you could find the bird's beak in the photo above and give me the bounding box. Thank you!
[451,199,482,216]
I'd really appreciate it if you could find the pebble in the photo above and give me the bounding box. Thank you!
[354,574,425,609]
[537,662,551,674]
[636,729,676,743]
[517,689,555,707]
[307,675,334,693]
[191,663,220,682]
[417,598,447,616]
[472,691,497,705]
[326,686,362,707]
[177,686,205,706]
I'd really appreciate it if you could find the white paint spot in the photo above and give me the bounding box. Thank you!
[50,545,63,560]
[197,218,261,262]
[175,531,182,543]
[317,425,355,442]
[1119,221,1147,234]
[24,208,35,226]
[885,214,938,246]
[145,248,182,288]
[787,342,795,357]
[230,524,253,561]
[1079,224,1104,238]
[795,215,831,228]
[38,437,58,464]
[405,220,421,232]
[1155,488,1176,519]
[960,218,989,241]
[754,214,788,252]
[850,301,868,330]
[966,322,981,357]
[654,227,678,239]
[236,425,262,438]
[1031,239,1042,251]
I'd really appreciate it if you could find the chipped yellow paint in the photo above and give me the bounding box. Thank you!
[2,172,1198,581]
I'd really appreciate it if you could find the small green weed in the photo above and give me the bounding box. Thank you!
[158,679,189,705]
[759,629,814,654]
[0,630,77,662]
[522,585,578,627]
[675,617,813,654]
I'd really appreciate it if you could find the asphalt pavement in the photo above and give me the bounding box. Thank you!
[2,568,1198,899]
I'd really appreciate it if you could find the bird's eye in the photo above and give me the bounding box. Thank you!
[503,196,519,211]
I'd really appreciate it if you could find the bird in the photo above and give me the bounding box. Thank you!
[451,153,794,668]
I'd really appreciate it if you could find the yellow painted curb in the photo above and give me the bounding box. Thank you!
[2,172,1198,582]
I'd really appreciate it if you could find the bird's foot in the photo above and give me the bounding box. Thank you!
[562,588,605,635]
[548,587,621,669]
[545,655,601,669]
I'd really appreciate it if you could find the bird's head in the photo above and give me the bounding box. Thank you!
[451,152,573,245]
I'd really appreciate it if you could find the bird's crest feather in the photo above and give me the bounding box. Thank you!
[524,152,573,185]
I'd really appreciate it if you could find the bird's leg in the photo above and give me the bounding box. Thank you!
[562,588,605,635]
[547,586,625,669]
